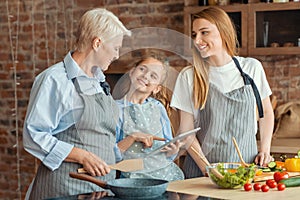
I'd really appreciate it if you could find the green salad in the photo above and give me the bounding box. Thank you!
[208,163,256,189]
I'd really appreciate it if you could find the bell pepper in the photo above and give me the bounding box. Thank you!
[285,158,300,172]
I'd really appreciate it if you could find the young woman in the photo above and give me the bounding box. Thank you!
[114,56,184,181]
[171,7,274,178]
[23,8,130,199]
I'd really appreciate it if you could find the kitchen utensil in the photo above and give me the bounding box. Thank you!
[190,146,224,179]
[153,136,166,141]
[232,137,250,167]
[69,172,168,199]
[263,21,269,47]
[78,158,143,173]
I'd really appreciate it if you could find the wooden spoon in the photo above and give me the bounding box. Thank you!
[190,146,224,179]
[153,136,166,141]
[232,137,250,167]
[78,158,143,174]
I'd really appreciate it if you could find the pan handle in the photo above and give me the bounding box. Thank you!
[69,172,108,189]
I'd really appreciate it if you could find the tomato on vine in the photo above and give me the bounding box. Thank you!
[253,183,261,191]
[261,184,269,192]
[273,171,289,183]
[244,183,252,191]
[277,183,286,191]
[266,179,277,188]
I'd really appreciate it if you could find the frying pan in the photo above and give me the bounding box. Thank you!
[69,172,168,199]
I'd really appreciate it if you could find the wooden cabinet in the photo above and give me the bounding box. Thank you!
[184,2,300,56]
[248,2,300,55]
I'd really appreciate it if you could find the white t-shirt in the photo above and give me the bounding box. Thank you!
[170,56,272,122]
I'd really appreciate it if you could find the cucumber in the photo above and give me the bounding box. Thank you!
[279,177,300,187]
[262,168,271,172]
[267,161,277,170]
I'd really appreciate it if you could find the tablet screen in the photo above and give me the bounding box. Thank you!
[147,127,201,155]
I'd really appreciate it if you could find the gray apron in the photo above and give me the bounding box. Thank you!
[121,99,184,181]
[29,78,118,199]
[183,58,260,178]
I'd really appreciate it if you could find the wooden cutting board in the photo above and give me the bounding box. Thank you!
[254,171,300,182]
[167,177,300,200]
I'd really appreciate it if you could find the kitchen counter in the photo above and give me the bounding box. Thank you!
[47,192,220,200]
[167,177,299,200]
[257,138,300,154]
[48,176,299,200]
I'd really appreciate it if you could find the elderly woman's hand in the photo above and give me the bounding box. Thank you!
[67,147,111,177]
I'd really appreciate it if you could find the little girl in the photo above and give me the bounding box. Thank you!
[114,55,184,181]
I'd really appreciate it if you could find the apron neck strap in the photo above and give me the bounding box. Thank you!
[232,57,264,118]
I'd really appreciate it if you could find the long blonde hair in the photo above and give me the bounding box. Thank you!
[192,7,239,109]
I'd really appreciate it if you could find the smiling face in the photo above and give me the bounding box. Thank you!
[192,18,224,59]
[97,35,123,71]
[129,57,165,95]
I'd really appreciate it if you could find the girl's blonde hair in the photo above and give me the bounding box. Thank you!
[117,54,171,114]
[138,54,175,134]
[192,7,239,109]
[75,8,131,51]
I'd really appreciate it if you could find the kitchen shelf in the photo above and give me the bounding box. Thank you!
[248,2,300,55]
[184,2,300,56]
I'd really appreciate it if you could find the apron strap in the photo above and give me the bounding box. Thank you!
[100,81,111,96]
[232,57,264,118]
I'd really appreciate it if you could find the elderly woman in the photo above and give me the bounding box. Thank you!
[23,8,130,199]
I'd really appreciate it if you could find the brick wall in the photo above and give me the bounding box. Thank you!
[0,0,299,199]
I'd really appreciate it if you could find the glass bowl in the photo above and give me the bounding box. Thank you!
[206,163,256,189]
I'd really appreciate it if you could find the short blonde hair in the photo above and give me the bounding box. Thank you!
[75,8,131,51]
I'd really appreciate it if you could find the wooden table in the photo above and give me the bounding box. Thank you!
[167,177,299,200]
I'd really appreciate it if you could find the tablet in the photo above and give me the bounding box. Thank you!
[147,127,201,156]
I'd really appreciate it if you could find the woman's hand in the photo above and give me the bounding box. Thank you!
[254,152,274,166]
[81,151,111,176]
[66,147,111,177]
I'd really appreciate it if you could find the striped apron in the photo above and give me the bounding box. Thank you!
[29,78,118,199]
[183,58,260,178]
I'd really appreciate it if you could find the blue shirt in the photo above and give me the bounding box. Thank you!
[114,97,173,161]
[23,52,106,171]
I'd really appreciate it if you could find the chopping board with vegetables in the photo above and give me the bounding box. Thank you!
[254,151,300,182]
[254,171,300,182]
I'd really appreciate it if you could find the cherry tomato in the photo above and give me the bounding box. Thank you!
[273,171,289,183]
[266,179,277,188]
[277,183,286,191]
[253,183,262,191]
[261,184,269,192]
[244,183,252,191]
